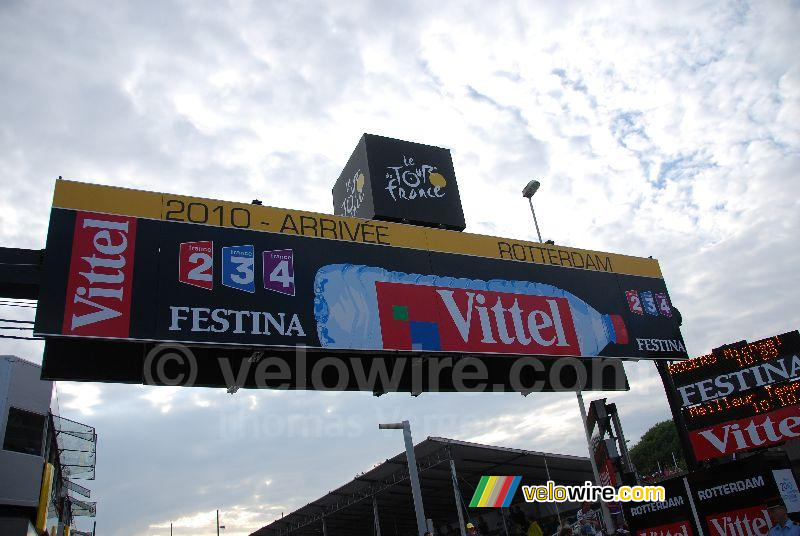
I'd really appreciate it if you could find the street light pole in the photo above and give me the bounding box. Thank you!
[527,197,543,243]
[521,179,614,533]
[379,421,427,536]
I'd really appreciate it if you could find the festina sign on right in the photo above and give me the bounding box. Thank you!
[665,330,800,461]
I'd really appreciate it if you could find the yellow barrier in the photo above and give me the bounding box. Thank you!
[35,462,54,532]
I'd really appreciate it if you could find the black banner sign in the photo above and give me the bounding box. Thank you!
[688,453,791,536]
[33,179,687,389]
[660,330,800,461]
[35,208,685,361]
[625,453,800,536]
[668,332,800,394]
[682,378,800,430]
[623,478,696,536]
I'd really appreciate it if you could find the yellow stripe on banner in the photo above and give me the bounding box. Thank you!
[51,180,663,278]
[35,462,54,531]
[425,227,662,278]
[478,475,498,507]
[53,180,162,219]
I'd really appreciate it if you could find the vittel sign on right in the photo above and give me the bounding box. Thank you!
[667,330,800,461]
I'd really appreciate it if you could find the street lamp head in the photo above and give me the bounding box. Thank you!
[522,180,540,199]
[379,423,404,430]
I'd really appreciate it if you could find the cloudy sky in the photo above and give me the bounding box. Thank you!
[1,0,799,534]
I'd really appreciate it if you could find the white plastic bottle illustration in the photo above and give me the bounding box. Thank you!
[313,264,628,356]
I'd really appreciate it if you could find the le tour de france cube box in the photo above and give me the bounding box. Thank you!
[331,133,467,231]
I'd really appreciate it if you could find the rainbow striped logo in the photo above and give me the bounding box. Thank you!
[469,476,522,507]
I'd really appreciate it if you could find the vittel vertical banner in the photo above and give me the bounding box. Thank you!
[36,180,686,364]
[62,211,137,338]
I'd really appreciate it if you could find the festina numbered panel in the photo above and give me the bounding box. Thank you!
[663,331,800,461]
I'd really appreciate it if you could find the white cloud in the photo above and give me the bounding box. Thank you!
[56,382,103,415]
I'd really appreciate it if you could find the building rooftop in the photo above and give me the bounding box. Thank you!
[252,436,592,536]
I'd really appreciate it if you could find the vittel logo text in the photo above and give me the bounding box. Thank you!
[637,521,692,536]
[707,505,772,536]
[63,212,137,337]
[689,406,800,460]
[437,290,571,348]
[376,283,586,356]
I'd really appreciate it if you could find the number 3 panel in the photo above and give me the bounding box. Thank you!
[222,245,256,293]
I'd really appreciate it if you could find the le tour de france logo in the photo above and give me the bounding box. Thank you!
[385,155,447,202]
[340,169,366,217]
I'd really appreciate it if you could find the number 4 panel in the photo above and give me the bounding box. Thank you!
[263,249,295,296]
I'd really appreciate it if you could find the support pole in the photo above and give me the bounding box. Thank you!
[576,391,615,535]
[402,421,428,536]
[449,458,467,536]
[611,408,633,473]
[217,509,220,536]
[373,496,382,536]
[542,456,562,527]
[500,508,510,536]
[527,198,543,243]
[322,517,328,536]
[379,420,427,536]
[683,477,705,536]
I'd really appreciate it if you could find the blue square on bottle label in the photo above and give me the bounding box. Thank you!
[409,321,441,351]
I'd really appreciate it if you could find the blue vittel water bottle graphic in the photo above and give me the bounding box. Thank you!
[313,264,628,356]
